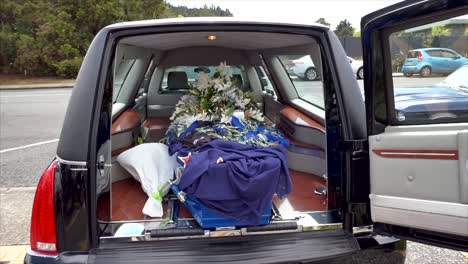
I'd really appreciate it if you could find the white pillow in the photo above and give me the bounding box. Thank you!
[117,143,178,217]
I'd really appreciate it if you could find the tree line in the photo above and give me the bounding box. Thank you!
[315,18,360,37]
[0,1,232,78]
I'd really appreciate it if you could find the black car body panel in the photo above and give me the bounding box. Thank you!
[57,28,110,162]
[54,159,92,252]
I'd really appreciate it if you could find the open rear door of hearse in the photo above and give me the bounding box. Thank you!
[361,0,468,251]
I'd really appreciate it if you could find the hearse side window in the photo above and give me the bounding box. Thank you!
[388,15,468,124]
[113,59,136,102]
[278,55,324,109]
[160,65,245,93]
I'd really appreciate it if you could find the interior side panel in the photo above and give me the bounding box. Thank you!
[111,110,141,155]
[370,125,466,203]
[143,117,171,142]
[369,124,468,236]
[278,106,326,177]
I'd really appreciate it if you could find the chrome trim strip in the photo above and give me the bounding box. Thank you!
[99,224,338,243]
[302,223,342,231]
[100,235,147,243]
[380,152,456,157]
[147,105,175,110]
[353,225,373,235]
[144,233,209,241]
[56,156,87,166]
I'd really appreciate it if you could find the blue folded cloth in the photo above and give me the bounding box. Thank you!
[169,139,291,226]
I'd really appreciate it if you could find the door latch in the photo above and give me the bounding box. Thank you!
[339,139,368,155]
[97,155,110,170]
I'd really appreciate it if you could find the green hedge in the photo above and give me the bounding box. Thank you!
[1,1,232,78]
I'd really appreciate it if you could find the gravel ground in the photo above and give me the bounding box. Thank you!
[323,241,467,264]
[405,241,467,264]
[0,188,35,246]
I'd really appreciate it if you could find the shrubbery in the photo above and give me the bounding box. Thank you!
[53,57,83,78]
[1,1,232,78]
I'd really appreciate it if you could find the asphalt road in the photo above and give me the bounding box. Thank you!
[0,88,70,187]
[1,81,466,262]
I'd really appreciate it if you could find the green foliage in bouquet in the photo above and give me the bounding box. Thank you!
[169,62,263,136]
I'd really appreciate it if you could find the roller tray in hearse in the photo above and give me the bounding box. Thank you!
[170,184,271,229]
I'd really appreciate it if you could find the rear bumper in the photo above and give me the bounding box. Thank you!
[95,230,359,264]
[24,248,57,264]
[24,248,89,264]
[24,231,403,264]
[26,230,358,264]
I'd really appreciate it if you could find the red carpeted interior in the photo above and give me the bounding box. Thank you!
[102,170,326,221]
[274,170,327,213]
[108,177,192,221]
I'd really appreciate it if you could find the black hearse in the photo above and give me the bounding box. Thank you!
[26,1,468,263]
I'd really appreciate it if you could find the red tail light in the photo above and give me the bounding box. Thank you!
[30,161,58,255]
[417,51,423,62]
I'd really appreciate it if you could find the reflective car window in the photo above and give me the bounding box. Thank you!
[440,50,457,58]
[426,50,441,57]
[278,55,324,108]
[388,15,468,124]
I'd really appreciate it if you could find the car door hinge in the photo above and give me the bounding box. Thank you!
[338,139,368,155]
[348,203,368,215]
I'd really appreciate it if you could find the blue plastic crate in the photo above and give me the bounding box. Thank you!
[170,184,271,229]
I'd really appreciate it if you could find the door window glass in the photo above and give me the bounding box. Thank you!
[113,59,136,102]
[440,50,457,58]
[388,15,468,124]
[278,55,324,108]
[426,50,441,57]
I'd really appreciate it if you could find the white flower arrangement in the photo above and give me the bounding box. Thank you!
[169,62,263,136]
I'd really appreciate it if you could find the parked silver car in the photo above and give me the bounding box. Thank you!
[286,55,364,80]
[285,55,318,81]
[348,56,364,79]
